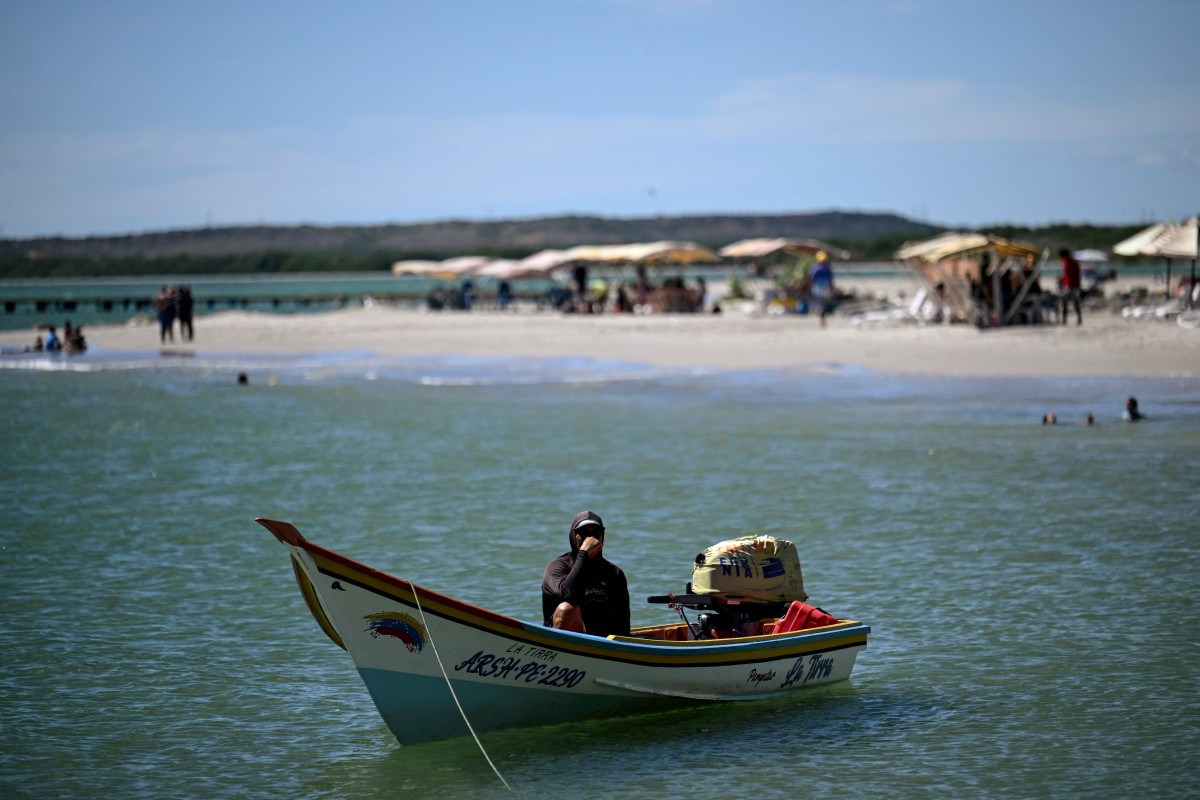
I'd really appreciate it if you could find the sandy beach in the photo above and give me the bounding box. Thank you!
[7,294,1197,379]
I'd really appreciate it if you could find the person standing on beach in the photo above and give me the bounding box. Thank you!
[460,277,475,311]
[634,265,655,314]
[176,286,194,342]
[809,251,835,328]
[155,286,177,343]
[542,510,630,638]
[692,276,707,312]
[1058,249,1082,326]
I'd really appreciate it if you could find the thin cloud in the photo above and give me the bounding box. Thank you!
[701,72,1200,146]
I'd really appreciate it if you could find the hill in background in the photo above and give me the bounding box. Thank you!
[0,211,1143,278]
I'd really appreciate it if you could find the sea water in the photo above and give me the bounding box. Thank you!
[1,350,1197,799]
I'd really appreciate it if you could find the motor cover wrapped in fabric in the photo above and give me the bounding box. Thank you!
[691,536,807,603]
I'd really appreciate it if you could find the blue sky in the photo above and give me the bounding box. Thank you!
[2,0,1197,238]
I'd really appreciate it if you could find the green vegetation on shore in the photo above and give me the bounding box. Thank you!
[0,213,1149,279]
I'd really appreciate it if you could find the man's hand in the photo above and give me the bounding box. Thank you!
[579,536,604,558]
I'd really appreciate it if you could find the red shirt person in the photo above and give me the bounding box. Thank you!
[1058,249,1083,325]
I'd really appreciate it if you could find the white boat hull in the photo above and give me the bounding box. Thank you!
[260,519,869,745]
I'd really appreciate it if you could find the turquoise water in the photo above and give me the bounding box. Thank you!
[1,351,1197,799]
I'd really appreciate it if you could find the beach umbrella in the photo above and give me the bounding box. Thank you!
[604,241,719,266]
[514,249,575,274]
[391,260,445,277]
[1113,219,1194,301]
[1073,250,1110,292]
[558,244,623,263]
[1113,220,1176,301]
[391,256,489,281]
[1073,249,1109,263]
[1153,217,1199,307]
[719,238,850,260]
[474,259,522,279]
[777,239,851,260]
[895,232,1041,264]
[1152,216,1199,258]
[895,232,990,263]
[719,238,788,259]
[1112,221,1177,256]
[552,241,719,269]
[476,258,563,281]
[439,256,491,276]
[643,241,719,265]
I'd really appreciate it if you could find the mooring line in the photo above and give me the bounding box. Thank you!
[409,580,512,792]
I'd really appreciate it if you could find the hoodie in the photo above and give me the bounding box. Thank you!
[540,515,631,637]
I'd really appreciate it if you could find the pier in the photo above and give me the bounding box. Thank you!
[0,284,566,331]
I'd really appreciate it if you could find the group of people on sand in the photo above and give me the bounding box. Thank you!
[970,248,1093,327]
[1042,396,1143,425]
[23,320,87,354]
[427,254,839,319]
[566,264,715,316]
[154,285,195,344]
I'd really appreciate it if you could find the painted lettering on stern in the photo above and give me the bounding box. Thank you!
[747,668,776,686]
[805,655,834,682]
[780,654,835,688]
[453,649,585,689]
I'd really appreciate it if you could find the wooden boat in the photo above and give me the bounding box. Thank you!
[259,518,870,746]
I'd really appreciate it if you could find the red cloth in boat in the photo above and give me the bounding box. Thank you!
[773,601,838,633]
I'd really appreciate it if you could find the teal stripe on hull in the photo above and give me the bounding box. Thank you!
[357,668,687,746]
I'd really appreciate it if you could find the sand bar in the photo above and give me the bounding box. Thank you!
[5,300,1197,379]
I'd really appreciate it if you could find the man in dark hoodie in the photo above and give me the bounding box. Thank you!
[542,510,631,637]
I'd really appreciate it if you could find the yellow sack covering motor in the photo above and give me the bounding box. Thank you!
[691,535,807,603]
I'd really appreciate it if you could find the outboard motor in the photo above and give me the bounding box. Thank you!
[648,535,809,638]
[691,535,806,604]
